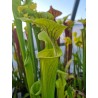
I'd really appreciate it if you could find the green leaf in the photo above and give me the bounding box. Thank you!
[78,19,86,26]
[56,70,67,98]
[77,77,82,90]
[37,12,54,20]
[56,14,71,24]
[12,0,20,18]
[26,23,38,81]
[34,18,67,56]
[57,70,67,86]
[38,31,53,49]
[57,70,68,76]
[63,14,71,22]
[82,27,86,92]
[18,12,54,22]
[67,86,73,98]
[37,31,62,58]
[24,51,34,91]
[65,59,72,72]
[34,18,67,40]
[30,80,41,96]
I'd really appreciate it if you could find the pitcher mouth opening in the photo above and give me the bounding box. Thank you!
[37,48,62,59]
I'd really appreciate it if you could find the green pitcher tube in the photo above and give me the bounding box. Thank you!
[40,57,58,98]
[37,48,62,98]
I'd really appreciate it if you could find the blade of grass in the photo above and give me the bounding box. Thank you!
[82,27,86,92]
[26,22,38,81]
[24,51,35,98]
[12,0,26,61]
[24,1,38,97]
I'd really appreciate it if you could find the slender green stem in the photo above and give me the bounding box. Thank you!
[26,23,38,81]
[82,27,86,92]
[12,0,26,62]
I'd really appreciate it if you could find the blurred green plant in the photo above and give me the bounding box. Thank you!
[12,0,86,98]
[72,19,86,94]
[34,18,67,98]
